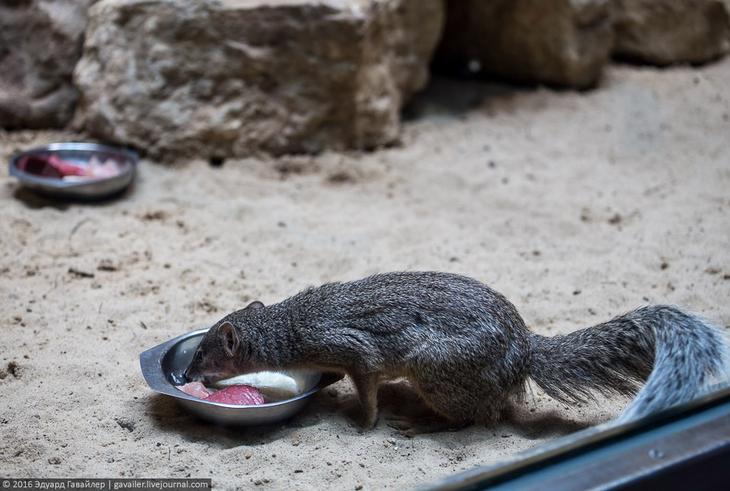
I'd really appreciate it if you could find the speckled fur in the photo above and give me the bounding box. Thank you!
[184,272,730,427]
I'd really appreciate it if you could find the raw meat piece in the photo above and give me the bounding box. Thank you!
[178,381,212,399]
[48,155,86,176]
[205,384,265,406]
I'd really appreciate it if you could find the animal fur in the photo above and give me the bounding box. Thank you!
[184,272,730,427]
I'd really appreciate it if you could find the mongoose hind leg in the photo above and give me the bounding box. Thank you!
[387,414,469,437]
[350,371,380,430]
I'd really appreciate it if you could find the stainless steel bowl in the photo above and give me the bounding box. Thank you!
[9,142,137,199]
[140,328,336,426]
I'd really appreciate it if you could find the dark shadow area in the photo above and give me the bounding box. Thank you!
[501,408,594,440]
[403,75,489,120]
[375,380,590,440]
[208,156,225,168]
[144,394,303,448]
[144,378,592,447]
[11,181,135,209]
[11,187,71,210]
[402,74,540,122]
[610,52,729,69]
[377,379,443,421]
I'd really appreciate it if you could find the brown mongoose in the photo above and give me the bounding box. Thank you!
[183,271,730,428]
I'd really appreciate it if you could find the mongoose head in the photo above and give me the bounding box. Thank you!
[183,301,264,384]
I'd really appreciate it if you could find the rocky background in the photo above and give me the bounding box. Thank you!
[1,0,729,159]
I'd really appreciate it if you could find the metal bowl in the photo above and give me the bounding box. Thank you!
[140,328,336,426]
[9,142,137,199]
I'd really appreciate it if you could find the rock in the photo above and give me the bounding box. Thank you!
[435,0,614,89]
[73,0,444,159]
[0,0,95,129]
[613,0,730,65]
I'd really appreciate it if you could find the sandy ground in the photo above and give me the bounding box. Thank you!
[1,58,729,490]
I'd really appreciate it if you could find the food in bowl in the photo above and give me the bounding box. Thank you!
[17,153,121,180]
[178,382,265,405]
[177,371,305,406]
[178,381,214,399]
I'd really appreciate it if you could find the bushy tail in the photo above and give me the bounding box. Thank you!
[528,305,730,422]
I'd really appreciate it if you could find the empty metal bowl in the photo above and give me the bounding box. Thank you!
[9,142,137,199]
[140,328,337,426]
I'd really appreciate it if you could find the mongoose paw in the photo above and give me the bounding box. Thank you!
[386,415,468,437]
[387,416,426,438]
[357,413,379,433]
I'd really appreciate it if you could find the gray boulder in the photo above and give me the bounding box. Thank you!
[613,0,730,65]
[435,0,614,89]
[0,0,95,129]
[73,0,444,159]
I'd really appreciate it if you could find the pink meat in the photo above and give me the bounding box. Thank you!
[205,385,265,406]
[178,382,213,399]
[48,155,87,176]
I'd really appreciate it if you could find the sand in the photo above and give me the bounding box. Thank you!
[1,58,729,490]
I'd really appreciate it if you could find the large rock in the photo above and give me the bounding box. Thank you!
[435,0,614,89]
[0,0,95,129]
[613,0,730,65]
[73,0,444,159]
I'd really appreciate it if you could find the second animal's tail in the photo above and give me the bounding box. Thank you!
[528,305,730,421]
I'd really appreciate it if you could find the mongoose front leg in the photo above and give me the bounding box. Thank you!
[350,371,379,430]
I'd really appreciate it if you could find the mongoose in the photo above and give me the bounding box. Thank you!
[183,271,730,428]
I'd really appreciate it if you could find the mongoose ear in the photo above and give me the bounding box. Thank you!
[245,300,265,310]
[218,321,240,357]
